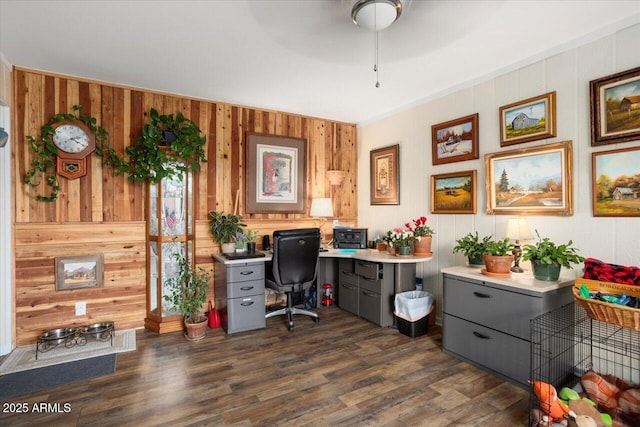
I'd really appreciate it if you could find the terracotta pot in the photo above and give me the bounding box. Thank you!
[376,242,387,252]
[387,245,396,256]
[184,316,208,341]
[413,236,432,256]
[483,254,514,274]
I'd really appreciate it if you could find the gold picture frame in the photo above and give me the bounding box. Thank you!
[245,132,307,214]
[499,91,556,146]
[485,140,573,215]
[55,254,104,291]
[592,146,640,217]
[431,170,477,214]
[590,66,640,146]
[370,144,399,205]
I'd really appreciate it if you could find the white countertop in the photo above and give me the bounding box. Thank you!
[213,248,433,265]
[441,265,577,293]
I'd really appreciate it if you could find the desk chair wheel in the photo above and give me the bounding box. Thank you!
[314,318,320,324]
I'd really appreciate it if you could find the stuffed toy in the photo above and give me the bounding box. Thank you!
[531,380,576,421]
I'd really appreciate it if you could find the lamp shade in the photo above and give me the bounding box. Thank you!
[310,198,334,218]
[504,218,533,242]
[351,0,403,31]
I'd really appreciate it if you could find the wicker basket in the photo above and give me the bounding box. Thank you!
[573,277,640,331]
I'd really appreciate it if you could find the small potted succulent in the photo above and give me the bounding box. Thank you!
[453,232,493,266]
[521,230,585,281]
[245,230,259,253]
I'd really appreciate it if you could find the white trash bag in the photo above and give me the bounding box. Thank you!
[394,290,433,322]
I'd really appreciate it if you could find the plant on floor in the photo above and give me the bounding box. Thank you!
[163,249,211,325]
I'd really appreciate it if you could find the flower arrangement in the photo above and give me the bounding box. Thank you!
[405,216,435,240]
[389,228,416,248]
[234,232,248,250]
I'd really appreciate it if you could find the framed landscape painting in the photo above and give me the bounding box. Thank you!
[431,113,479,165]
[431,170,477,214]
[592,146,640,217]
[370,144,399,205]
[590,66,640,146]
[245,133,306,213]
[485,140,573,215]
[499,91,556,146]
[56,254,104,291]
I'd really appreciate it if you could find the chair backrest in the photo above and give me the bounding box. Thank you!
[271,228,321,288]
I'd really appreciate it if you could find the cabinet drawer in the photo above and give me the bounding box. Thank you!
[338,281,358,315]
[359,275,381,293]
[228,279,265,299]
[225,294,266,334]
[339,270,358,286]
[359,288,381,325]
[443,314,529,387]
[444,275,540,340]
[355,260,379,280]
[228,264,265,283]
[339,259,354,274]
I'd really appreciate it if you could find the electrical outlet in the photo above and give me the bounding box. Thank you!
[333,219,339,226]
[75,301,86,316]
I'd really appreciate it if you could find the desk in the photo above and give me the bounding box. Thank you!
[213,249,432,334]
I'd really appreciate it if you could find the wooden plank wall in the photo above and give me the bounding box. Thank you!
[12,67,357,346]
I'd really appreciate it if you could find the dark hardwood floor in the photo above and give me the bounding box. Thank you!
[0,307,529,426]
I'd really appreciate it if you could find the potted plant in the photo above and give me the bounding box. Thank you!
[390,229,416,256]
[521,230,585,281]
[234,232,248,253]
[483,237,515,274]
[163,251,212,340]
[406,216,435,256]
[208,210,246,253]
[245,230,259,253]
[453,232,493,266]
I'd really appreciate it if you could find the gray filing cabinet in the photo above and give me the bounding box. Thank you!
[337,258,395,326]
[442,268,573,388]
[214,259,266,334]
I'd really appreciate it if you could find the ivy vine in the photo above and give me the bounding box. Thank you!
[24,106,207,202]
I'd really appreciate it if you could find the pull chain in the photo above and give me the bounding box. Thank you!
[374,30,380,88]
[374,2,380,88]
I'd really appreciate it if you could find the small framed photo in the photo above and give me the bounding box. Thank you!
[370,144,399,205]
[485,140,573,216]
[431,170,477,214]
[592,146,640,217]
[56,254,104,291]
[590,66,640,146]
[499,91,556,146]
[431,113,479,165]
[245,133,306,213]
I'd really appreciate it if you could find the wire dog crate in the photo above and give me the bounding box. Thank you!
[530,302,640,426]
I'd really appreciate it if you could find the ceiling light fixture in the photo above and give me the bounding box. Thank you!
[351,0,404,88]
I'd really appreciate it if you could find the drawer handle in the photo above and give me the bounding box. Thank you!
[473,291,492,298]
[240,286,254,291]
[240,301,254,306]
[362,290,376,297]
[341,270,355,276]
[473,331,491,340]
[240,271,254,276]
[357,262,371,268]
[341,284,356,290]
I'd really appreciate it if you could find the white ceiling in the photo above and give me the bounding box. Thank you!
[1,0,639,124]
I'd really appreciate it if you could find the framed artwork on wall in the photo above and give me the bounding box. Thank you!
[370,144,399,205]
[592,146,640,217]
[431,170,477,214]
[499,91,556,146]
[590,66,640,146]
[485,140,573,215]
[245,133,306,214]
[56,254,104,291]
[431,113,479,165]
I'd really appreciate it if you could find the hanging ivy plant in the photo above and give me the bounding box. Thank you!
[24,105,125,202]
[24,105,207,201]
[125,108,207,184]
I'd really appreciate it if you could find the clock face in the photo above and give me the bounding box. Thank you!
[53,124,90,153]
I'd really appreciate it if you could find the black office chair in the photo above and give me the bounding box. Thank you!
[265,228,321,331]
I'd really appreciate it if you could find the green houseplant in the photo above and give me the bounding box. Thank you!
[453,232,493,266]
[208,211,246,253]
[163,251,212,340]
[483,237,515,274]
[521,230,585,281]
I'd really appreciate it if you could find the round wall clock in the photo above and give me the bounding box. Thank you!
[51,120,96,179]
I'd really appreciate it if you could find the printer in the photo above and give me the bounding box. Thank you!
[333,228,368,249]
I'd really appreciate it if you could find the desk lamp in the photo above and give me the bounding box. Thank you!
[310,198,334,245]
[504,218,533,273]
